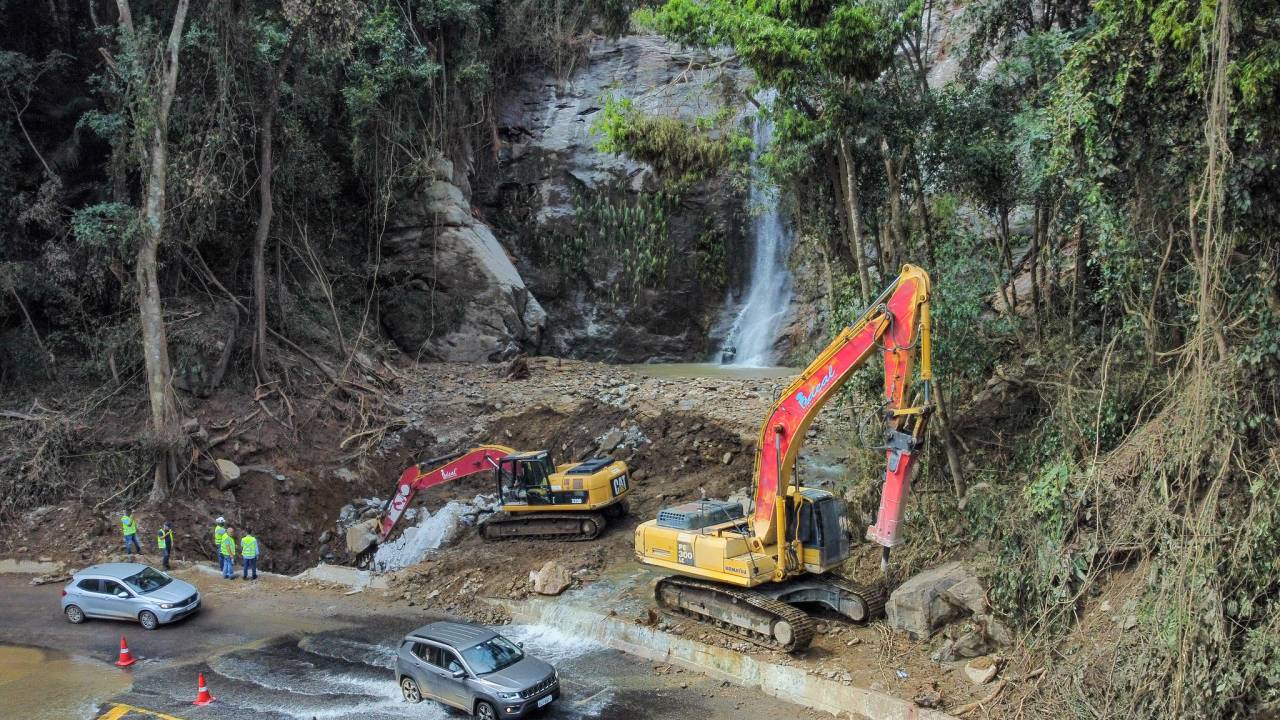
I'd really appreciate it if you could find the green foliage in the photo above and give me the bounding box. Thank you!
[693,225,729,289]
[341,5,441,132]
[523,189,681,302]
[71,203,137,253]
[593,95,748,185]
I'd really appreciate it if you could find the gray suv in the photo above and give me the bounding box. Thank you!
[61,563,200,630]
[395,621,559,719]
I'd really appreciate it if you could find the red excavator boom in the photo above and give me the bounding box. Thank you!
[378,444,514,540]
[749,264,933,566]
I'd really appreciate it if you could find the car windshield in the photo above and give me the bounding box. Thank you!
[123,567,172,594]
[460,635,524,675]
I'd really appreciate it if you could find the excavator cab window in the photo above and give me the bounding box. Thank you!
[521,456,553,505]
[796,501,815,545]
[498,455,553,505]
[498,458,525,502]
[813,498,850,565]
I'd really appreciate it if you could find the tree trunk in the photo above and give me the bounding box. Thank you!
[250,32,303,383]
[1070,222,1086,340]
[118,0,191,501]
[251,103,274,382]
[998,208,1017,309]
[1029,204,1043,341]
[908,154,936,268]
[837,136,872,306]
[880,138,907,272]
[932,386,966,499]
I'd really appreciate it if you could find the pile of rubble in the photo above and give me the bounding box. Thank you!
[887,562,1014,687]
[369,494,501,572]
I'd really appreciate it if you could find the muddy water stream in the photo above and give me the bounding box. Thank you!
[0,644,130,719]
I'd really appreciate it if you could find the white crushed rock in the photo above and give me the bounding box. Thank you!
[372,495,498,572]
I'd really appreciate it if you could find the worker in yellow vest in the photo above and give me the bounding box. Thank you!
[213,517,227,567]
[240,531,259,580]
[121,508,141,555]
[156,522,174,570]
[219,526,237,580]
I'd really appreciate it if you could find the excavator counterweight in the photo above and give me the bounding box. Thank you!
[634,265,934,652]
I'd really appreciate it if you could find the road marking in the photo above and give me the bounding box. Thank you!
[97,703,186,720]
[574,687,611,707]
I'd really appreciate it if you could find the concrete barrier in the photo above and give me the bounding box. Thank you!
[0,558,65,574]
[496,594,956,720]
[291,562,389,590]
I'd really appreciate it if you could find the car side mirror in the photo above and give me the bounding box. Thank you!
[451,669,466,679]
[116,592,129,599]
[517,642,524,649]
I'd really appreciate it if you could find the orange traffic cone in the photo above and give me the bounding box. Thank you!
[192,673,215,705]
[115,636,136,667]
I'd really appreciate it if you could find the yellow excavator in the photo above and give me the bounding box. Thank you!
[380,445,631,542]
[634,265,934,652]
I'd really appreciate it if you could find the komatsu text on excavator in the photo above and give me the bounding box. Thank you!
[381,445,631,542]
[634,265,934,652]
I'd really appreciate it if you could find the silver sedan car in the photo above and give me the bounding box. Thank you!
[61,563,201,630]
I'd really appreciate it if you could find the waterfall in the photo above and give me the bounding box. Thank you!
[720,93,793,367]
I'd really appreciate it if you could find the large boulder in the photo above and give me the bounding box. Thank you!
[529,560,573,596]
[380,156,546,362]
[345,518,381,556]
[887,561,988,639]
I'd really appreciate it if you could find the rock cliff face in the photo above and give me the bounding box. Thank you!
[380,36,750,364]
[483,35,751,363]
[380,157,546,362]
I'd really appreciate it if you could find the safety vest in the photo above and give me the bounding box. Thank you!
[121,515,136,536]
[156,530,166,550]
[214,524,226,547]
[220,534,236,557]
[240,535,258,559]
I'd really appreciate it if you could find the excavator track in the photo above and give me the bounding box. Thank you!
[478,511,606,542]
[822,574,888,622]
[654,576,816,653]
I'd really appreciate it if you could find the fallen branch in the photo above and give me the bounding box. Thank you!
[10,288,55,379]
[953,679,1007,717]
[187,248,341,385]
[92,468,150,511]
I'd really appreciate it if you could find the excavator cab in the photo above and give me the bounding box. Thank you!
[496,452,556,505]
[787,489,851,573]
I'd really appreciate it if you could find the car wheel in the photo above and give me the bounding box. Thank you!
[474,701,497,720]
[138,610,159,630]
[400,677,422,704]
[65,604,85,624]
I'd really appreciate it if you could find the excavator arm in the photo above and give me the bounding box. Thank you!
[378,444,515,540]
[750,264,932,574]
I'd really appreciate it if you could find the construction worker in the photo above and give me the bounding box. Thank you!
[213,516,227,566]
[240,530,259,580]
[219,526,237,580]
[121,508,141,555]
[157,522,175,570]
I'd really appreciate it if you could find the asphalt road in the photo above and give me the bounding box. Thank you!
[0,568,818,720]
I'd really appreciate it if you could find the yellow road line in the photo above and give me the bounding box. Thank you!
[97,702,186,720]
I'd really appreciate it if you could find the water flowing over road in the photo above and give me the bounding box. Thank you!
[721,91,794,368]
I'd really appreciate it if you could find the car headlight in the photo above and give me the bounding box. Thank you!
[158,603,175,609]
[496,691,521,700]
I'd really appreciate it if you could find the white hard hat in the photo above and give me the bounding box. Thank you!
[216,516,226,523]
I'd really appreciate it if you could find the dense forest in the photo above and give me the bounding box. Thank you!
[2,1,1278,717]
